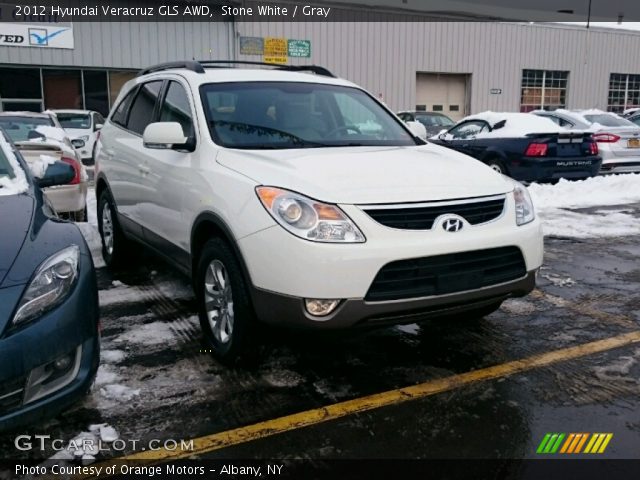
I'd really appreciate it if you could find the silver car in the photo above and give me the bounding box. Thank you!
[533,109,640,174]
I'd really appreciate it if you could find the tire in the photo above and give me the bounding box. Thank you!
[486,159,507,175]
[97,189,134,268]
[196,238,258,364]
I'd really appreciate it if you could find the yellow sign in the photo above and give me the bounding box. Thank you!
[263,37,287,64]
[263,56,287,65]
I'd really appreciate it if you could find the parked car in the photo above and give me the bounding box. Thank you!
[622,107,640,118]
[533,109,640,174]
[52,109,106,165]
[0,112,89,221]
[96,61,543,362]
[628,112,640,127]
[430,112,601,182]
[0,129,99,431]
[397,111,455,137]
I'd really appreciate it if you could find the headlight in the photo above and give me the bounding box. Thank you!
[513,182,535,226]
[256,187,365,243]
[77,135,89,142]
[12,245,80,327]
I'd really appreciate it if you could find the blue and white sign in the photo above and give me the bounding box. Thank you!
[0,23,74,49]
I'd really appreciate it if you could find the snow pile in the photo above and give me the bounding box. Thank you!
[35,125,68,143]
[0,134,29,196]
[114,319,196,346]
[102,349,126,364]
[100,384,140,401]
[28,153,58,178]
[463,111,565,137]
[528,174,640,238]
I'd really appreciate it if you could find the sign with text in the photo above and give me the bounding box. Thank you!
[239,36,263,55]
[287,39,311,57]
[263,36,287,64]
[0,22,74,49]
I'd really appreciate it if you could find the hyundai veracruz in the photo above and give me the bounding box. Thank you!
[95,61,544,362]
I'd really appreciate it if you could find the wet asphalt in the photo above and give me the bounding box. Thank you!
[1,204,639,463]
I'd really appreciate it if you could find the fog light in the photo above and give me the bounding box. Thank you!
[54,354,73,371]
[305,299,340,317]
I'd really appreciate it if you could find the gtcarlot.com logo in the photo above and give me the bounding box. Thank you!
[536,432,613,455]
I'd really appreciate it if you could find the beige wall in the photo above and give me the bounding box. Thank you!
[236,21,640,114]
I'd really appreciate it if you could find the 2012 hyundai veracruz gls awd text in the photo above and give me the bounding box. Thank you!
[95,61,544,362]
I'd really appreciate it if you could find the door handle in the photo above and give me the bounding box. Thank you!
[138,164,150,174]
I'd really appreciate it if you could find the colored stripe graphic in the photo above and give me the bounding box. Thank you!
[539,433,613,454]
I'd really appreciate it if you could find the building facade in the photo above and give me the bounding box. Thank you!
[1,18,640,119]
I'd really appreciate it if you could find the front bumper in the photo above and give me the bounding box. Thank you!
[252,270,536,329]
[238,193,544,327]
[0,252,99,431]
[508,156,601,182]
[44,181,88,214]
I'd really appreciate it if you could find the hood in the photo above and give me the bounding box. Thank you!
[0,194,34,286]
[65,128,91,138]
[217,144,513,204]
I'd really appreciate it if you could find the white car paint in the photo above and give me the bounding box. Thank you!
[52,109,104,162]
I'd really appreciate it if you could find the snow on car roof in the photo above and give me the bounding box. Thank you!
[0,132,29,196]
[461,111,565,137]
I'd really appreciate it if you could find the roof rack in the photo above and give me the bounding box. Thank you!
[138,60,335,78]
[198,60,335,78]
[138,61,205,76]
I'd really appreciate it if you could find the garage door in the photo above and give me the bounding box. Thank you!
[416,73,469,121]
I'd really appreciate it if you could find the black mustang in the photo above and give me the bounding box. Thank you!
[430,114,602,182]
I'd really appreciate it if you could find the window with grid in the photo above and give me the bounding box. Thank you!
[607,73,640,113]
[520,70,569,112]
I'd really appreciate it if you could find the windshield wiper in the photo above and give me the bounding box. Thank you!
[211,120,331,148]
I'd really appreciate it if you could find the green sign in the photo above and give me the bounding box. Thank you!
[287,39,311,58]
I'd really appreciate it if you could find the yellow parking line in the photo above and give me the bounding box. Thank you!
[110,330,640,463]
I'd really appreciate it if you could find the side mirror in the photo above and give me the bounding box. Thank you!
[71,138,85,149]
[437,129,450,141]
[406,121,427,140]
[94,123,104,131]
[36,161,75,188]
[143,122,193,151]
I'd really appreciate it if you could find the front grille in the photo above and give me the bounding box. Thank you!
[0,376,25,415]
[366,246,526,301]
[363,197,505,230]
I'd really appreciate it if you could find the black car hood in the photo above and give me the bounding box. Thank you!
[0,194,34,285]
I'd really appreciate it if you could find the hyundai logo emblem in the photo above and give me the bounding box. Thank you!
[442,216,464,232]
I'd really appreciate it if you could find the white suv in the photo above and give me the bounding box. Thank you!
[95,61,543,362]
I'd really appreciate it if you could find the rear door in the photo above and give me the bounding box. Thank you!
[101,80,163,230]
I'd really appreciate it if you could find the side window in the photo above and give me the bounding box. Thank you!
[95,113,106,126]
[126,81,163,135]
[111,87,138,127]
[159,81,194,138]
[449,121,487,140]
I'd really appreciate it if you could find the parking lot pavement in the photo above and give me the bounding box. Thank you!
[2,200,639,462]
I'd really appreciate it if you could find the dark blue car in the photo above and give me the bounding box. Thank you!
[0,129,99,431]
[430,112,602,182]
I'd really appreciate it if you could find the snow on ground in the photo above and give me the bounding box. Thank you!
[114,317,199,346]
[528,174,640,238]
[87,188,97,226]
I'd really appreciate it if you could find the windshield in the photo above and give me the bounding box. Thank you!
[0,141,17,180]
[200,82,416,149]
[0,116,54,142]
[583,114,635,127]
[57,113,91,129]
[416,114,454,128]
